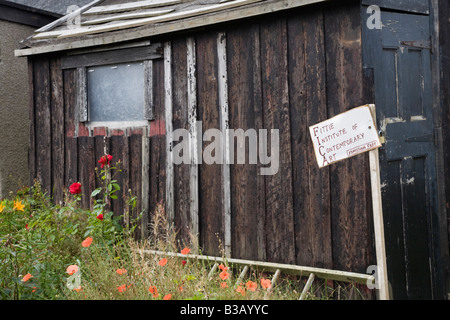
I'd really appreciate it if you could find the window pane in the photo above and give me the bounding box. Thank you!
[87,62,145,122]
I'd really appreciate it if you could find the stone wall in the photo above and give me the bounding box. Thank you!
[0,19,33,197]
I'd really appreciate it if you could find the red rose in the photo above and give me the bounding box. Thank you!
[98,154,113,168]
[69,182,82,194]
[96,213,104,221]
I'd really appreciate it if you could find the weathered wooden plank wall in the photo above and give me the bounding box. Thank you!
[165,1,375,272]
[28,1,376,274]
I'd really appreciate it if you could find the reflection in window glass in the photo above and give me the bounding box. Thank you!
[87,62,145,122]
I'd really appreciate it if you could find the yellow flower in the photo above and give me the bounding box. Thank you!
[0,202,4,213]
[13,200,25,212]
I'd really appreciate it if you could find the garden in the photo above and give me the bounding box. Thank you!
[0,154,368,300]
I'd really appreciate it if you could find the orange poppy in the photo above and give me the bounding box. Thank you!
[246,280,257,292]
[66,265,79,275]
[117,284,127,293]
[82,237,93,247]
[158,258,168,266]
[219,270,230,280]
[221,282,228,288]
[22,273,33,282]
[163,294,172,300]
[149,286,159,298]
[181,247,191,255]
[218,264,228,271]
[236,284,246,296]
[116,268,127,275]
[260,278,271,290]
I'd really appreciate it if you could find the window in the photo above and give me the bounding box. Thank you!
[87,62,146,122]
[61,43,162,127]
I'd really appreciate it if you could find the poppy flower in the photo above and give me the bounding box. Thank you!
[181,247,191,255]
[117,284,131,292]
[219,270,230,280]
[66,265,79,275]
[0,202,4,213]
[221,282,228,288]
[96,213,104,221]
[236,284,246,296]
[25,223,29,231]
[260,278,271,290]
[82,237,93,248]
[73,287,82,292]
[181,260,187,267]
[246,280,257,292]
[69,182,82,195]
[116,268,127,275]
[13,200,25,211]
[158,258,168,266]
[22,273,33,282]
[218,264,228,271]
[148,286,159,298]
[98,154,113,168]
[163,294,172,300]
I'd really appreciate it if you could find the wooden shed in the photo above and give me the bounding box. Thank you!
[15,0,449,299]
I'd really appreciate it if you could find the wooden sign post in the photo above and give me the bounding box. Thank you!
[309,104,389,300]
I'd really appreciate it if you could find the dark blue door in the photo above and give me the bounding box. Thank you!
[363,1,446,299]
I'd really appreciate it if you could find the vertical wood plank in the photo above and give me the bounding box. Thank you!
[171,37,191,242]
[287,10,332,269]
[28,60,36,186]
[164,41,175,227]
[260,18,295,264]
[196,32,223,256]
[63,69,78,189]
[50,58,65,204]
[110,134,129,219]
[187,36,199,243]
[78,136,95,209]
[77,67,88,123]
[34,58,52,195]
[324,3,374,273]
[217,32,231,257]
[227,23,265,261]
[93,134,110,210]
[141,127,150,239]
[144,60,154,120]
[130,134,142,239]
[149,58,166,228]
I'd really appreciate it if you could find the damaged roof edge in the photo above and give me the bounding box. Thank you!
[15,0,332,58]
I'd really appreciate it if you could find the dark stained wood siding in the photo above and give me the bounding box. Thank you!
[28,1,379,276]
[324,4,375,273]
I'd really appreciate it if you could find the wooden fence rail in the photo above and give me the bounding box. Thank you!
[140,249,376,300]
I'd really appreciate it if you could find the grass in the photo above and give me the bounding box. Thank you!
[0,160,372,300]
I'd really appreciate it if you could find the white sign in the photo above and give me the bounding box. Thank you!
[309,105,381,168]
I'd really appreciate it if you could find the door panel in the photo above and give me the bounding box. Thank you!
[363,7,445,299]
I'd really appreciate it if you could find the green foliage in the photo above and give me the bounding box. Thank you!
[0,154,370,300]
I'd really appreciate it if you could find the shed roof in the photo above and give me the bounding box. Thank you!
[15,0,331,57]
[4,0,93,15]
